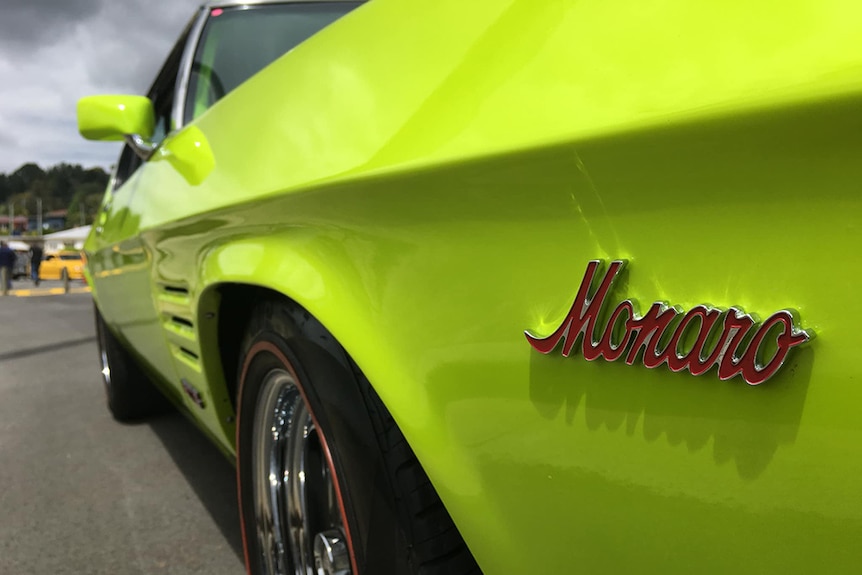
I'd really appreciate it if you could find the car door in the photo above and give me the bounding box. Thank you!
[87,15,201,396]
[120,1,367,435]
[89,145,143,320]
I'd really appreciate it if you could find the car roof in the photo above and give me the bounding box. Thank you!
[204,0,363,7]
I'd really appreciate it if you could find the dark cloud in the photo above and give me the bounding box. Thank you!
[0,0,103,49]
[80,1,200,93]
[0,0,201,171]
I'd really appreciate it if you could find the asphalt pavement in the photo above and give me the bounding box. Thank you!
[0,293,244,574]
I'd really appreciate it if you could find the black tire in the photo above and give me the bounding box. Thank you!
[236,300,481,575]
[94,305,167,421]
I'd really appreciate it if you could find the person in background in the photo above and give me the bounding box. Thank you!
[29,242,44,286]
[0,241,15,291]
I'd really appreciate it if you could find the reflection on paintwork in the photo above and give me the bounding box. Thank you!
[154,125,215,186]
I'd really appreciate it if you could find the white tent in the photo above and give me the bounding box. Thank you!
[43,225,92,252]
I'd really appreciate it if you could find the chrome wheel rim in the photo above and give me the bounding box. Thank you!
[97,322,111,389]
[251,369,351,575]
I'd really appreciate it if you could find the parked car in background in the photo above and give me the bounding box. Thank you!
[39,251,85,281]
[7,241,30,279]
[77,1,862,574]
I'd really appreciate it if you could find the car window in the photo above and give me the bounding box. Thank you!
[59,254,82,261]
[113,144,141,192]
[183,2,361,124]
[109,13,199,192]
[150,13,200,145]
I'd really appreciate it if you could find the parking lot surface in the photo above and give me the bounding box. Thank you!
[0,294,244,575]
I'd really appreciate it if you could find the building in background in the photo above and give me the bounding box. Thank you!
[35,210,68,233]
[0,216,28,235]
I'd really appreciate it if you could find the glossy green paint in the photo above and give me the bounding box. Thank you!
[77,95,155,141]
[83,1,862,573]
[153,125,215,186]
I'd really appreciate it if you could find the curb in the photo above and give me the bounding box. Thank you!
[3,286,92,298]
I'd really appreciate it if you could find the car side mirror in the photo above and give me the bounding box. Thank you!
[154,125,215,186]
[77,95,156,160]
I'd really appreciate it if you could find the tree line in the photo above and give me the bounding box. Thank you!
[0,162,109,230]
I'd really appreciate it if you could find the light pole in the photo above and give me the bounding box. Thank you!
[36,198,42,237]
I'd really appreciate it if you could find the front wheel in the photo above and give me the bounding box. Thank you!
[240,349,352,574]
[236,301,481,575]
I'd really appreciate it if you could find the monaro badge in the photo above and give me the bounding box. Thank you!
[525,260,812,385]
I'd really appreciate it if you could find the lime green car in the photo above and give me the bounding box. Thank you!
[79,1,862,573]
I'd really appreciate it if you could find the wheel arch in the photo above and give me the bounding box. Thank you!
[195,234,381,403]
[193,236,487,504]
[197,280,353,411]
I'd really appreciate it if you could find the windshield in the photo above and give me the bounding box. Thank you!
[184,2,362,123]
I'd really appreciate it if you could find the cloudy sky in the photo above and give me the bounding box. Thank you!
[0,0,205,174]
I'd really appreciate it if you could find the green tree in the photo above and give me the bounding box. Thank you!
[0,162,109,231]
[67,182,106,226]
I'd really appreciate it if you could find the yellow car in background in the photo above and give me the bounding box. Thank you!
[40,251,85,281]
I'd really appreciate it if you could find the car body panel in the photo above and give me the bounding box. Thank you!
[83,1,862,573]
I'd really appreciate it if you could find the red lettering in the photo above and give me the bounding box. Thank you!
[740,311,810,385]
[525,261,623,357]
[715,311,756,380]
[525,260,811,385]
[595,300,635,362]
[663,306,716,373]
[680,307,724,376]
[625,303,679,367]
